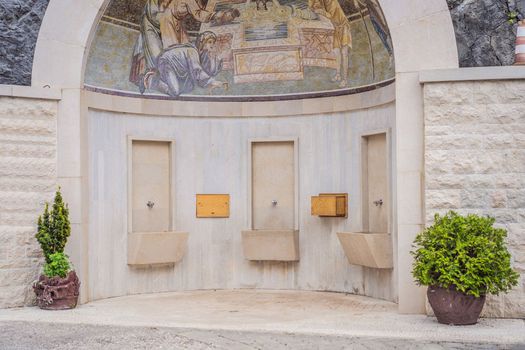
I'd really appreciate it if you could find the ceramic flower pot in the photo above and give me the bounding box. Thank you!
[33,271,80,310]
[427,285,485,325]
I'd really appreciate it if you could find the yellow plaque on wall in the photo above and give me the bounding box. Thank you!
[196,194,230,218]
[311,193,348,217]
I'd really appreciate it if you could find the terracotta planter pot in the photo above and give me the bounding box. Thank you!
[33,271,80,310]
[427,285,485,325]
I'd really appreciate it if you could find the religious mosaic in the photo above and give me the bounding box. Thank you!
[84,0,395,100]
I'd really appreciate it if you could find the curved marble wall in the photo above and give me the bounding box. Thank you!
[86,95,397,301]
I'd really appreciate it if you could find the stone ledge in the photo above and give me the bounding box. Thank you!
[83,83,396,118]
[0,85,62,100]
[420,67,525,83]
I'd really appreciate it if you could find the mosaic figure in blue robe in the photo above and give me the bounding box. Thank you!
[156,31,226,96]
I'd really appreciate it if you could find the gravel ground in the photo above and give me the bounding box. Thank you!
[0,321,523,350]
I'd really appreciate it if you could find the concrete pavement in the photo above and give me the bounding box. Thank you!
[0,290,523,349]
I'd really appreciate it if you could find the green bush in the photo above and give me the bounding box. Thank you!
[411,211,519,297]
[36,189,71,264]
[43,252,71,278]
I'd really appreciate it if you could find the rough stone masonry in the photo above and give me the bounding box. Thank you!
[448,0,525,67]
[424,80,525,318]
[0,0,50,86]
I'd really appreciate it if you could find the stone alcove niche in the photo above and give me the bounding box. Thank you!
[80,0,400,304]
[31,0,459,313]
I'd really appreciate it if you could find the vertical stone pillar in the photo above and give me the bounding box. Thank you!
[56,89,90,303]
[384,4,459,313]
[395,72,426,313]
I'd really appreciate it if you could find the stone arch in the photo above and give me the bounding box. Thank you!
[31,0,459,314]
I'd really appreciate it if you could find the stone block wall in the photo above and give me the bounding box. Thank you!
[0,97,57,308]
[424,80,525,318]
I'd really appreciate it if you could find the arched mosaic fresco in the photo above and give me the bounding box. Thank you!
[84,0,394,100]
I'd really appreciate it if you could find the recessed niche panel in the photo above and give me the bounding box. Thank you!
[363,133,388,233]
[337,132,392,270]
[131,140,171,232]
[84,0,394,101]
[243,140,299,261]
[252,141,295,230]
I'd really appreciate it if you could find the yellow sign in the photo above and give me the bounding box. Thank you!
[311,193,347,217]
[196,194,230,218]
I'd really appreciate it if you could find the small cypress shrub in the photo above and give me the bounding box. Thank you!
[43,252,71,278]
[412,211,519,297]
[36,189,71,264]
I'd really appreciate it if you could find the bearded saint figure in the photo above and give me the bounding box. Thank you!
[130,0,238,94]
[156,31,226,97]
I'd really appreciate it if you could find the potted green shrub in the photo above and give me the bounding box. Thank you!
[33,189,80,310]
[411,211,519,325]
